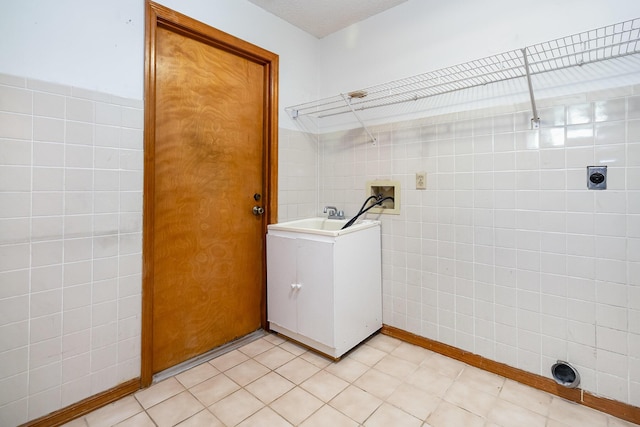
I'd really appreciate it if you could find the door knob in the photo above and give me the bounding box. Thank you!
[252,206,265,216]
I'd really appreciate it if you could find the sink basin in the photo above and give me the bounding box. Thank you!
[268,217,379,237]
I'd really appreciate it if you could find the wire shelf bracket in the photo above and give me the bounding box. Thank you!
[286,17,640,132]
[521,48,541,129]
[340,93,377,145]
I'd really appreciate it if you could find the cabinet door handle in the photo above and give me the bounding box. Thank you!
[290,283,302,290]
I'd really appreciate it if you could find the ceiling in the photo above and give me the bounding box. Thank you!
[247,0,409,38]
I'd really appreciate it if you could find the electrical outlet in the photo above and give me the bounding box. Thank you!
[416,172,427,189]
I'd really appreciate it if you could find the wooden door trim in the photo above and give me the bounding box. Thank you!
[142,1,278,387]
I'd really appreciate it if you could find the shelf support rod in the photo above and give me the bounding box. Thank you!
[521,48,540,129]
[287,108,299,119]
[340,93,377,145]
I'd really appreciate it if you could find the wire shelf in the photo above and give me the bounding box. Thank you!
[286,17,640,120]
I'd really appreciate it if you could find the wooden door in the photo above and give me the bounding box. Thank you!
[143,2,278,383]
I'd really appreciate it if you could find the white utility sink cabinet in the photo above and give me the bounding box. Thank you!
[266,221,382,359]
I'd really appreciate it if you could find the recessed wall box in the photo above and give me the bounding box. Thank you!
[366,180,400,215]
[587,165,607,190]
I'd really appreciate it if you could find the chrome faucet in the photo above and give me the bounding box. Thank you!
[323,205,345,219]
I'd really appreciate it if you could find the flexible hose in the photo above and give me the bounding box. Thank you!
[341,196,376,229]
[340,196,395,230]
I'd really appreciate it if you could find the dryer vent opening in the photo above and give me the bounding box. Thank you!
[551,360,580,388]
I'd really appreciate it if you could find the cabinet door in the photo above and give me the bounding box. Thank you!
[296,239,334,347]
[266,235,298,332]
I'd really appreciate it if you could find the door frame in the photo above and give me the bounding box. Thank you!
[142,1,278,387]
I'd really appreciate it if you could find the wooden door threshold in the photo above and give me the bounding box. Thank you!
[153,329,267,383]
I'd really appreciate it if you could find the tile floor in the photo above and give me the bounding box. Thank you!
[63,333,638,427]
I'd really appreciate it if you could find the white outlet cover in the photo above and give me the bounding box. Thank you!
[416,172,426,189]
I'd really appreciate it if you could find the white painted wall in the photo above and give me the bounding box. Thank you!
[0,0,320,129]
[0,0,145,100]
[318,0,640,97]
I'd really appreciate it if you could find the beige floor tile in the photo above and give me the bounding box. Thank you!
[85,396,143,427]
[279,339,307,356]
[209,389,264,426]
[188,373,240,407]
[146,391,204,427]
[548,397,609,427]
[608,416,640,426]
[443,380,497,418]
[134,377,185,410]
[224,359,270,386]
[270,387,324,425]
[386,383,441,420]
[300,404,359,427]
[551,418,638,427]
[262,333,286,346]
[245,371,295,404]
[366,333,403,353]
[456,366,505,396]
[61,418,87,427]
[175,409,224,426]
[113,411,155,427]
[408,366,454,397]
[208,349,249,372]
[329,385,383,424]
[299,350,332,369]
[546,420,576,427]
[364,402,423,427]
[421,352,465,379]
[426,400,485,427]
[324,357,369,383]
[175,362,219,389]
[238,337,275,358]
[237,407,293,427]
[373,354,418,380]
[275,357,321,384]
[390,341,433,365]
[65,332,639,427]
[253,346,297,370]
[349,344,388,366]
[300,370,349,402]
[354,368,402,400]
[487,398,546,427]
[499,379,552,416]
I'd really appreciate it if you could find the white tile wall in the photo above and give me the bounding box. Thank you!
[0,73,143,426]
[315,84,640,407]
[277,128,319,222]
[2,72,637,421]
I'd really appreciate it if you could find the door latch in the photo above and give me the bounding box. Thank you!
[252,206,265,216]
